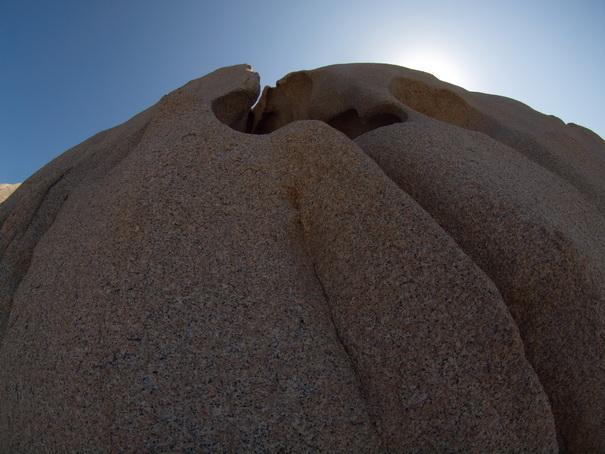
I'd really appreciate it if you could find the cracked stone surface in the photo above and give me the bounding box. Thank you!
[1,63,604,452]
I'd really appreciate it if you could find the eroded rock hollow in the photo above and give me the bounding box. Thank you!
[1,63,604,453]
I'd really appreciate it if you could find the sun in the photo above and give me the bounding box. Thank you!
[397,49,475,90]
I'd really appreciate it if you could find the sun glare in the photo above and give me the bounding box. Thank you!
[398,50,475,89]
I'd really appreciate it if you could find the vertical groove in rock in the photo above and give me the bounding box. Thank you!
[273,120,557,451]
[310,260,377,431]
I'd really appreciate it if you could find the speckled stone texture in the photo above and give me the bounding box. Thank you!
[1,63,604,453]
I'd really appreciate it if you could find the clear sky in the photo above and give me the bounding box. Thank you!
[1,0,603,183]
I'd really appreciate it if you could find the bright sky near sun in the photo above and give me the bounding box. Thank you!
[1,0,603,183]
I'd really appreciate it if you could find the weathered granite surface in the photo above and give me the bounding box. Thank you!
[1,63,604,452]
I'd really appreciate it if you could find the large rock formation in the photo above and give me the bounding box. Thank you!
[1,63,604,452]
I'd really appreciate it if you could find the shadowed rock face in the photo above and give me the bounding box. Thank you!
[1,63,604,453]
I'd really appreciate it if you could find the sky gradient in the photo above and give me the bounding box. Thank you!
[1,0,604,183]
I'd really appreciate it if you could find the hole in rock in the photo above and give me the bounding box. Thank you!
[213,71,407,138]
[212,89,260,133]
[326,109,404,139]
[251,111,279,135]
[248,106,405,138]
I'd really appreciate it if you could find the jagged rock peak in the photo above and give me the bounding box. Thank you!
[1,64,604,453]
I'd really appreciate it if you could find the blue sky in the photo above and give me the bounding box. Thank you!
[1,0,603,183]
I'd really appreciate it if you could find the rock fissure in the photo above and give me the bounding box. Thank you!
[310,259,383,441]
[311,262,358,382]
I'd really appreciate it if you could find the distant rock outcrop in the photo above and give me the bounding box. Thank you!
[0,183,21,203]
[1,64,604,453]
